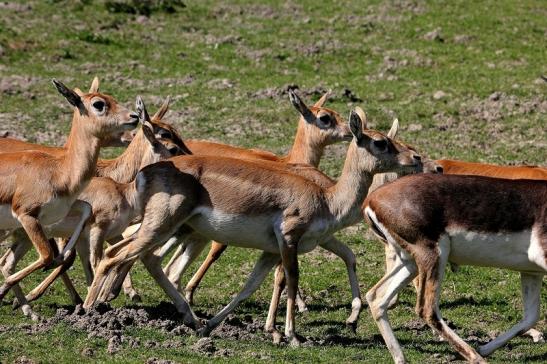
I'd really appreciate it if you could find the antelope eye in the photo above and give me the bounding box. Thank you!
[92,100,106,112]
[318,114,332,124]
[168,145,179,155]
[159,130,172,139]
[373,139,388,150]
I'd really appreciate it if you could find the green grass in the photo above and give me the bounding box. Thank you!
[0,0,546,363]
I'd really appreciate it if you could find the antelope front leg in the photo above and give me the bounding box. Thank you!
[478,272,543,356]
[365,250,417,364]
[320,236,362,331]
[279,237,300,346]
[0,237,38,320]
[0,215,54,301]
[415,238,486,364]
[198,252,279,337]
[164,236,209,293]
[265,262,284,344]
[24,239,82,305]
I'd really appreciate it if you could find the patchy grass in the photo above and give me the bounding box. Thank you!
[0,0,545,363]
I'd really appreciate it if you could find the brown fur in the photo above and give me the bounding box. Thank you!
[0,80,138,300]
[437,159,547,179]
[364,174,547,362]
[85,111,423,343]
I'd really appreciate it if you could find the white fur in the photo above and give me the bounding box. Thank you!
[446,226,544,273]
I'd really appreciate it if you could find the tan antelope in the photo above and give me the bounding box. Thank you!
[0,96,187,314]
[84,110,423,345]
[162,90,350,291]
[161,91,353,315]
[0,79,138,301]
[363,174,547,363]
[5,97,189,306]
[174,117,440,337]
[263,124,443,339]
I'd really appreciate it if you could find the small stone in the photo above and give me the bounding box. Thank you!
[488,92,502,101]
[81,347,94,357]
[136,15,149,24]
[107,336,121,354]
[433,90,447,100]
[407,123,423,132]
[423,28,443,42]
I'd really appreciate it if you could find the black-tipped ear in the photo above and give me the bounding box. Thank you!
[349,110,364,141]
[136,96,151,124]
[152,96,171,121]
[53,79,86,115]
[288,89,316,124]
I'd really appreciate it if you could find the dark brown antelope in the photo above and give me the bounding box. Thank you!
[363,173,546,363]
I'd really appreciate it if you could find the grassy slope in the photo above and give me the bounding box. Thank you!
[0,0,545,363]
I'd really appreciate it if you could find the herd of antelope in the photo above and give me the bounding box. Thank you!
[0,77,545,363]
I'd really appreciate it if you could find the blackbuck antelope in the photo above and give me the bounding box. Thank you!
[0,80,138,301]
[84,109,423,345]
[382,158,547,342]
[161,91,353,316]
[0,96,188,315]
[364,174,547,363]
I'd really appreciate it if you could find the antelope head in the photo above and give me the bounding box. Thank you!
[385,117,442,174]
[73,77,135,147]
[348,108,423,175]
[53,79,139,139]
[288,89,352,146]
[136,96,190,164]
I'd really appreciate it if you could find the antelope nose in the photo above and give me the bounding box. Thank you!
[129,112,139,120]
[413,154,422,161]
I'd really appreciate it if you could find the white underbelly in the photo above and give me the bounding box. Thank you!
[0,196,76,232]
[447,228,545,273]
[38,196,76,226]
[186,207,279,253]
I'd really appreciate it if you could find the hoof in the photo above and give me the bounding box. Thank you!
[345,320,357,333]
[197,324,211,337]
[289,335,302,347]
[271,330,283,345]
